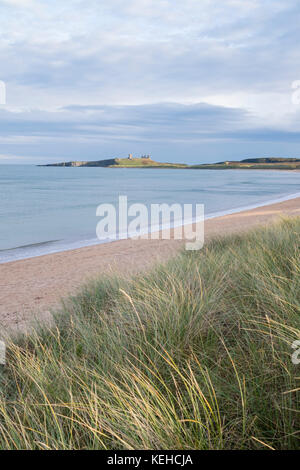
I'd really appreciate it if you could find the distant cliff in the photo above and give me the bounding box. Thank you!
[241,157,300,164]
[190,157,300,170]
[40,157,187,168]
[40,157,300,170]
[40,158,117,167]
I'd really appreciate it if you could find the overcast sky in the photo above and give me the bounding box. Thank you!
[1,0,300,164]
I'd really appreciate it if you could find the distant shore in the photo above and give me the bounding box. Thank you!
[1,196,299,335]
[40,156,300,170]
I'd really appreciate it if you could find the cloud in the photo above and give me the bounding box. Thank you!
[1,1,299,98]
[0,0,36,7]
[1,101,300,164]
[0,1,300,162]
[0,102,251,141]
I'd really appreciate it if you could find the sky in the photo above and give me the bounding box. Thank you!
[1,0,300,164]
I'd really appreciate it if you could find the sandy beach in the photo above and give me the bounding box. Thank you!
[1,196,299,335]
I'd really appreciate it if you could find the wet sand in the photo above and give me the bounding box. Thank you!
[1,197,299,335]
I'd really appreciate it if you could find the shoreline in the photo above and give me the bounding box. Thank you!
[1,196,300,335]
[2,190,300,265]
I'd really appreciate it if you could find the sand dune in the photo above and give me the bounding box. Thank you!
[1,197,299,335]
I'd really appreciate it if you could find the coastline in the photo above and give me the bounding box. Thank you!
[1,189,300,264]
[1,196,300,335]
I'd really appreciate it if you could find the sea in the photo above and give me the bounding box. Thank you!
[0,164,299,263]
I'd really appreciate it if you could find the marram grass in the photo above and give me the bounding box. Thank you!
[0,218,299,450]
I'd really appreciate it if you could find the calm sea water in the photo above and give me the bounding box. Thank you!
[0,165,299,263]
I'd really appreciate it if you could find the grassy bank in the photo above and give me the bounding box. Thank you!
[190,163,300,170]
[0,218,299,450]
[112,158,187,168]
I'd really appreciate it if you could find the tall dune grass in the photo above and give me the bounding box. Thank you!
[0,218,299,450]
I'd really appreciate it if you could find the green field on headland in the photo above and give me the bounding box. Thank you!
[190,157,300,170]
[41,157,300,170]
[42,157,187,168]
[0,218,299,450]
